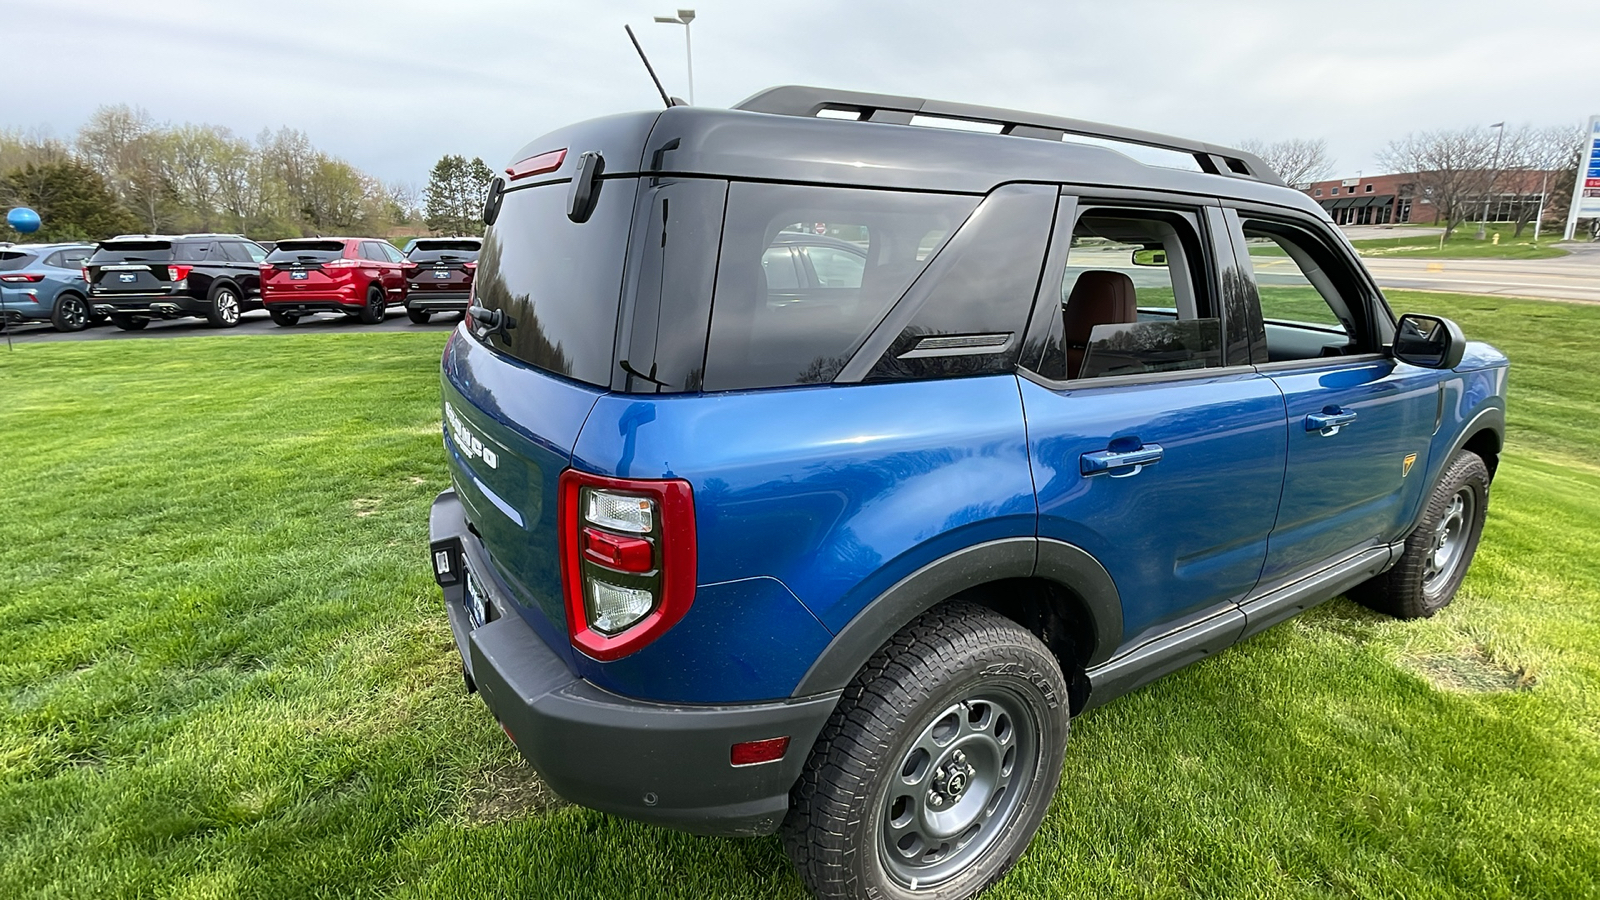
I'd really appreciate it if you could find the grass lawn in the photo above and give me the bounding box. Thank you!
[1347,222,1572,260]
[3,296,1599,898]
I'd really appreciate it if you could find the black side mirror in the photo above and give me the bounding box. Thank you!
[482,176,506,227]
[1392,313,1466,369]
[567,151,606,223]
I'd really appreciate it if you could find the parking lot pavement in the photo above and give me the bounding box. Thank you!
[0,308,458,344]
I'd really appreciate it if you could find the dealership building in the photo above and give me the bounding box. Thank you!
[1299,171,1555,226]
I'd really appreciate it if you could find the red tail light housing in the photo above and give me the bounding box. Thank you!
[558,470,696,661]
[167,265,193,282]
[324,258,360,269]
[0,273,44,283]
[463,261,477,271]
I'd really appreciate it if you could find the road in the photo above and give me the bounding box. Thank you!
[0,307,457,345]
[1361,243,1600,304]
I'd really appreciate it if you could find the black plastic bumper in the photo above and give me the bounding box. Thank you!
[429,490,839,836]
[406,292,470,312]
[90,295,208,317]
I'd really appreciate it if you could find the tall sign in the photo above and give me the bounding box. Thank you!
[1564,115,1600,241]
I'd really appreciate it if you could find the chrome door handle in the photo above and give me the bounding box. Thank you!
[1305,408,1358,436]
[1081,443,1164,478]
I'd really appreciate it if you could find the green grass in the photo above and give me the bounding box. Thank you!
[3,296,1600,898]
[1349,222,1571,260]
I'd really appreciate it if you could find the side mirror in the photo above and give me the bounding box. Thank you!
[1131,247,1167,267]
[1392,313,1466,369]
[566,151,606,223]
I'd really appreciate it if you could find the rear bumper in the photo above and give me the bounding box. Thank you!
[90,294,208,317]
[429,490,838,836]
[263,294,366,314]
[406,291,470,311]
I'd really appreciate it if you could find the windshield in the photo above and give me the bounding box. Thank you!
[266,241,346,264]
[91,241,174,263]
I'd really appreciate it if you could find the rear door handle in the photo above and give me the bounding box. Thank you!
[1081,443,1164,478]
[1305,408,1358,436]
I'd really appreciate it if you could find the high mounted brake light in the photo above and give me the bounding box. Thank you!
[507,148,567,181]
[558,470,695,661]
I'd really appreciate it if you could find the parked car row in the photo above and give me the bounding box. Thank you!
[0,233,481,332]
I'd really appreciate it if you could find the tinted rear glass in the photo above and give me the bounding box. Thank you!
[472,178,639,386]
[91,241,174,263]
[702,184,976,391]
[266,241,347,264]
[0,251,38,271]
[408,242,481,264]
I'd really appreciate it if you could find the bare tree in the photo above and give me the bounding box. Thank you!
[1378,128,1498,239]
[1238,138,1334,187]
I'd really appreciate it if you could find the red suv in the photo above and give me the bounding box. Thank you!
[260,238,408,326]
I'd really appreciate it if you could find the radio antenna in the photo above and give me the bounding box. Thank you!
[625,25,676,109]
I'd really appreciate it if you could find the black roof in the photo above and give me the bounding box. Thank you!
[502,85,1326,219]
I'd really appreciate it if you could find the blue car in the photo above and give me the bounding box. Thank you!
[427,87,1508,900]
[0,242,98,331]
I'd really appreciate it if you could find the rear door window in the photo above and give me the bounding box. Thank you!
[702,184,976,391]
[471,177,640,386]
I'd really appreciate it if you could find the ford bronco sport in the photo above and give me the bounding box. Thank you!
[427,87,1507,900]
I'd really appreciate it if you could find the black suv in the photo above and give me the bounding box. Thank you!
[402,237,480,324]
[85,234,269,330]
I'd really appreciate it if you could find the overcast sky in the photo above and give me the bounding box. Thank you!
[6,0,1598,187]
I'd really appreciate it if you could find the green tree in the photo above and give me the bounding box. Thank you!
[0,160,139,242]
[423,155,491,236]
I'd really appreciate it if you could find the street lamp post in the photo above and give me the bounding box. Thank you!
[652,9,696,105]
[1476,121,1505,241]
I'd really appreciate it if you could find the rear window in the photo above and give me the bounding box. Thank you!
[266,241,347,264]
[702,184,977,391]
[472,178,639,386]
[0,251,38,271]
[407,240,481,263]
[91,241,174,263]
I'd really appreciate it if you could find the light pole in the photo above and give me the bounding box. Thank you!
[652,9,696,105]
[1476,121,1505,240]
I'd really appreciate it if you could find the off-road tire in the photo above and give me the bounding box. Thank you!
[205,284,243,328]
[1351,449,1489,619]
[783,601,1069,900]
[109,314,148,331]
[407,308,431,325]
[50,292,89,332]
[268,309,301,327]
[358,286,385,324]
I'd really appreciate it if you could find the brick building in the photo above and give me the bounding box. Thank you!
[1299,170,1555,227]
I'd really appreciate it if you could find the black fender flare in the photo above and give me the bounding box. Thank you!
[1407,404,1504,534]
[791,536,1123,697]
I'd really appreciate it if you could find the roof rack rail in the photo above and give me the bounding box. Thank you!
[733,85,1285,187]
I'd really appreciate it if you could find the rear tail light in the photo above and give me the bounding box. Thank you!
[81,267,90,282]
[558,470,695,660]
[463,261,477,271]
[325,258,360,268]
[0,274,44,283]
[167,265,192,282]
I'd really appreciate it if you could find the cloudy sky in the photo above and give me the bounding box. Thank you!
[5,0,1597,187]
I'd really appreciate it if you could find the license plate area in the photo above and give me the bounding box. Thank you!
[463,566,491,628]
[434,269,451,279]
[291,270,309,280]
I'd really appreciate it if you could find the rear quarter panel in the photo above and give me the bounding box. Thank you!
[568,375,1038,702]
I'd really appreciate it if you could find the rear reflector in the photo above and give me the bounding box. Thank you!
[731,736,790,767]
[507,148,567,181]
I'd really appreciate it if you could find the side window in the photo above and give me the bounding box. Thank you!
[221,242,252,263]
[1238,220,1365,362]
[382,243,404,263]
[185,242,215,261]
[361,243,382,261]
[702,184,978,391]
[242,242,268,263]
[865,183,1057,381]
[1029,207,1222,381]
[44,251,66,268]
[798,244,865,289]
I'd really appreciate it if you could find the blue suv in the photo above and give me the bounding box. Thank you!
[0,242,97,331]
[428,87,1507,900]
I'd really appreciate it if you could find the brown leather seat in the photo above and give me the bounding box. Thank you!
[1063,270,1138,378]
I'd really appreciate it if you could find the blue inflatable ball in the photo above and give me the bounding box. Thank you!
[6,207,42,234]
